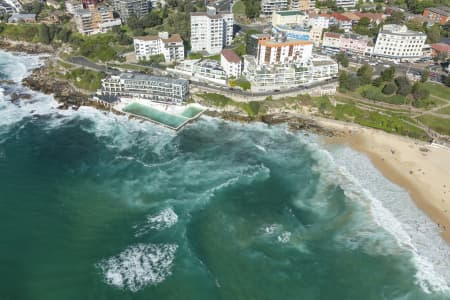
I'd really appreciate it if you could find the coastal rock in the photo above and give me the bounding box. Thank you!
[0,40,55,54]
[22,65,89,109]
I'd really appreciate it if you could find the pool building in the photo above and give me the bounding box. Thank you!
[100,73,189,104]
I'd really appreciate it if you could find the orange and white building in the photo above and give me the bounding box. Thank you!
[256,37,313,65]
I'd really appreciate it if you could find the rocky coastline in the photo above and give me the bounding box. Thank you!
[0,40,55,54]
[13,50,343,137]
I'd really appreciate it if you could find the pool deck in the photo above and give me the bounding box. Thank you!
[114,98,205,131]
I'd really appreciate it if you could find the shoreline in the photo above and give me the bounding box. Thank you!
[320,118,450,244]
[5,47,450,244]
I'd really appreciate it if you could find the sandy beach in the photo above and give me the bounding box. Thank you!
[318,118,450,243]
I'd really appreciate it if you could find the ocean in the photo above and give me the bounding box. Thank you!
[0,50,449,300]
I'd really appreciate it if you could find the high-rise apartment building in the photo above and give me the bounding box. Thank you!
[112,0,149,22]
[74,5,121,35]
[256,36,313,65]
[190,6,234,55]
[289,0,310,11]
[134,32,185,63]
[373,24,427,61]
[261,0,288,15]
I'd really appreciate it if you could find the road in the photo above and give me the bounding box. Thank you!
[67,56,121,75]
[65,56,338,98]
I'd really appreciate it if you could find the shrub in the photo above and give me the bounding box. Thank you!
[395,76,412,96]
[382,82,397,95]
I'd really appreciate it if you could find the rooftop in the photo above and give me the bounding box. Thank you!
[117,73,188,85]
[381,24,426,36]
[134,33,183,44]
[431,43,450,52]
[8,13,36,19]
[275,10,305,17]
[426,6,450,17]
[221,49,241,63]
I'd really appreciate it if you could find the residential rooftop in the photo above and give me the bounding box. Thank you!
[116,73,188,85]
[274,10,306,17]
[426,6,450,17]
[221,49,241,63]
[381,24,426,36]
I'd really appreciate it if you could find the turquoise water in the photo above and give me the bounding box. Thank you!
[1,50,450,299]
[181,106,204,118]
[122,102,188,128]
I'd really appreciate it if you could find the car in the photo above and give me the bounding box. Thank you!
[383,64,390,68]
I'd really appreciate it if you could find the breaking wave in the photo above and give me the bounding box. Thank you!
[96,243,178,292]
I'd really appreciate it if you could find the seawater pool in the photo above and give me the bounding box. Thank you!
[122,103,205,129]
[122,103,186,129]
[181,106,204,118]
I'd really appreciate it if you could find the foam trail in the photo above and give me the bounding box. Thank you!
[134,208,178,237]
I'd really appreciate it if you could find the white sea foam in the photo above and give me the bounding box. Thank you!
[304,139,450,294]
[96,243,178,292]
[134,208,178,237]
[277,231,292,244]
[0,50,46,82]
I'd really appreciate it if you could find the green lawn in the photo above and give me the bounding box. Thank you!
[232,0,246,16]
[64,68,105,92]
[436,106,450,115]
[423,83,450,101]
[417,115,450,136]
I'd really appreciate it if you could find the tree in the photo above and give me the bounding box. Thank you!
[395,76,412,96]
[328,24,345,33]
[22,0,43,14]
[412,82,430,100]
[445,76,450,87]
[385,11,405,24]
[39,24,51,44]
[357,64,373,85]
[142,10,163,27]
[56,27,72,43]
[426,24,441,44]
[372,76,384,87]
[420,69,429,83]
[382,82,397,95]
[335,52,349,67]
[243,0,261,19]
[381,66,396,82]
[339,70,350,90]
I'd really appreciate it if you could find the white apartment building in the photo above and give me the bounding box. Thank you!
[100,73,189,104]
[261,0,288,16]
[74,5,121,35]
[272,10,309,26]
[373,24,427,61]
[243,55,338,92]
[308,15,330,29]
[172,59,228,85]
[336,0,356,9]
[257,37,313,65]
[190,6,234,55]
[112,0,149,22]
[65,0,83,14]
[134,32,185,63]
[322,32,374,55]
[289,0,310,11]
[220,49,242,78]
[273,25,323,47]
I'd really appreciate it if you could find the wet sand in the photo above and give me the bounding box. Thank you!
[317,118,450,243]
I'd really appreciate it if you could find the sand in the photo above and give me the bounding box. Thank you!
[317,118,450,243]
